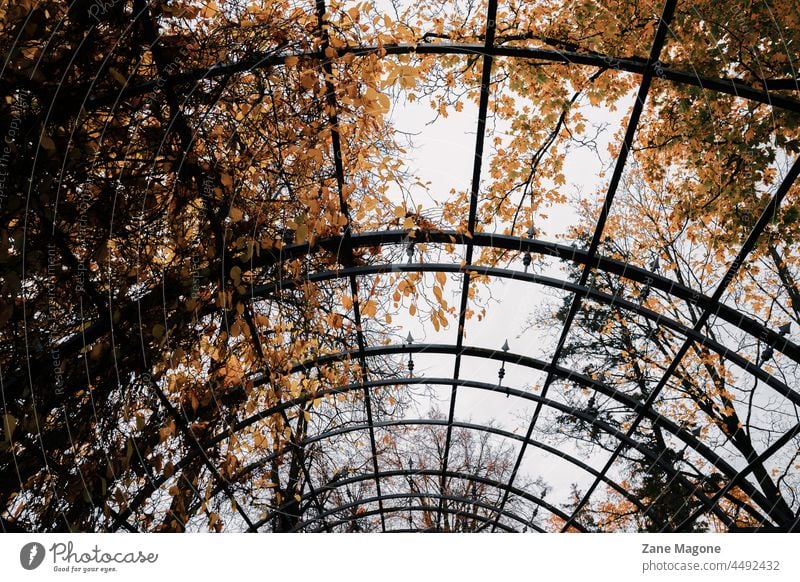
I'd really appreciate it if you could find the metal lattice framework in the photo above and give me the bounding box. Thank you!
[4,0,800,533]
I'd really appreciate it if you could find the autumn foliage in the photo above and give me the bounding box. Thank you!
[1,0,799,532]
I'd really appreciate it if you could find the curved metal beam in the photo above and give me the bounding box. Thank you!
[116,375,752,530]
[276,345,776,517]
[267,476,570,532]
[247,260,798,404]
[190,417,647,522]
[20,230,795,407]
[84,45,800,114]
[292,493,532,533]
[252,378,765,528]
[114,338,778,530]
[296,501,523,533]
[244,379,763,530]
[558,154,800,531]
[244,230,800,366]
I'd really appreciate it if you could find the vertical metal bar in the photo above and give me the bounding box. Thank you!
[487,0,678,531]
[437,0,499,530]
[562,155,800,531]
[314,0,386,531]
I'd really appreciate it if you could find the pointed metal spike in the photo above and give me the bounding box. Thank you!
[650,256,660,271]
[779,323,791,336]
[405,241,415,264]
[501,339,510,352]
[406,332,414,344]
[527,224,536,238]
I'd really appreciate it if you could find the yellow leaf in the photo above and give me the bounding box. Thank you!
[341,294,353,310]
[436,272,446,287]
[300,71,317,90]
[362,299,377,317]
[199,2,218,18]
[284,55,299,67]
[377,92,390,111]
[307,148,323,163]
[229,207,243,222]
[294,223,308,244]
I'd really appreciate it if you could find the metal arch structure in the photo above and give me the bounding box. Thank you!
[131,337,789,527]
[13,1,800,386]
[115,369,782,531]
[116,0,798,532]
[9,0,800,533]
[195,418,648,524]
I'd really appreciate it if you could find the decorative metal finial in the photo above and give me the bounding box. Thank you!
[406,240,415,264]
[779,323,791,336]
[405,332,415,377]
[638,283,651,303]
[498,340,509,396]
[523,226,535,273]
[585,395,598,418]
[522,253,532,273]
